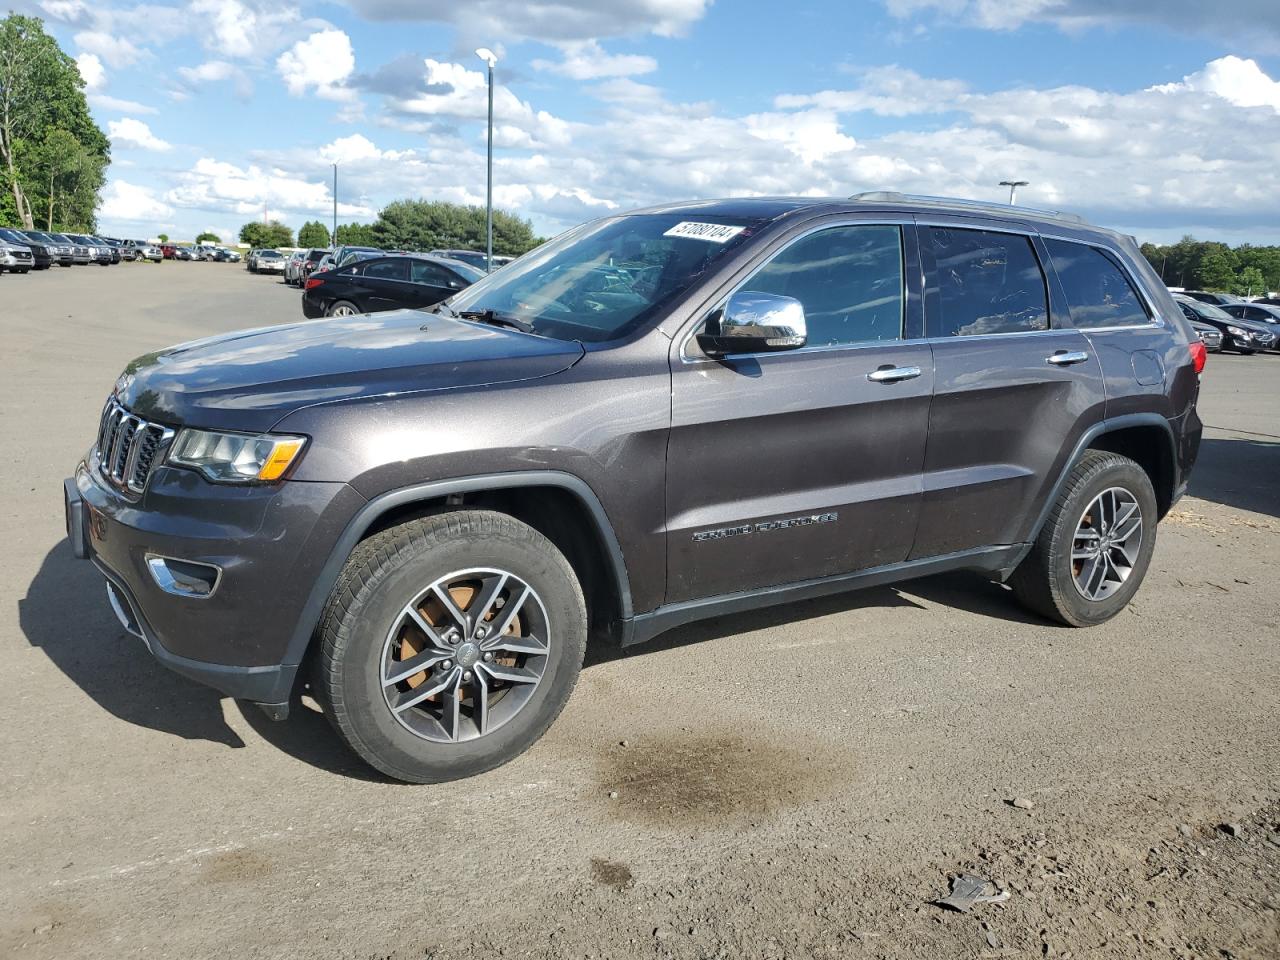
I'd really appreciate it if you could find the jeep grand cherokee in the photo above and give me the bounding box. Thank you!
[64,194,1203,783]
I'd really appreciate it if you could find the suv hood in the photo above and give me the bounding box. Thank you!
[113,311,585,432]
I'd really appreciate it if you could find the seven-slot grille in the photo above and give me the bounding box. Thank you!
[95,399,174,494]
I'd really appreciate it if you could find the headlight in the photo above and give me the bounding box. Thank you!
[1227,326,1246,336]
[169,429,307,483]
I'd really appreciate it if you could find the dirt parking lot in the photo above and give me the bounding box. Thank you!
[2,264,1278,959]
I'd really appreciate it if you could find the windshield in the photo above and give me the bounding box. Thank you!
[259,250,282,259]
[1185,299,1233,321]
[0,228,30,244]
[444,213,760,342]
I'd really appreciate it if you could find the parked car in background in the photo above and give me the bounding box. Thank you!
[302,253,483,318]
[1180,290,1243,306]
[120,239,162,262]
[0,227,51,269]
[1219,302,1280,349]
[1188,319,1222,353]
[299,248,332,283]
[20,230,75,266]
[254,249,286,274]
[49,233,91,264]
[0,236,36,273]
[311,252,336,275]
[67,234,112,265]
[283,250,307,285]
[428,248,490,271]
[94,236,121,264]
[211,248,241,263]
[1173,294,1275,354]
[1252,297,1280,307]
[161,243,178,259]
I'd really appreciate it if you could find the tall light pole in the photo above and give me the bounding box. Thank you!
[332,163,338,245]
[476,47,497,273]
[999,179,1029,206]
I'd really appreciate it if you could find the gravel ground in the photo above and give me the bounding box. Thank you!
[1,264,1277,959]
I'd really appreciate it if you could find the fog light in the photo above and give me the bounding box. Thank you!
[145,554,221,598]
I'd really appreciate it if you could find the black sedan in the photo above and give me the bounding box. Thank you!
[302,254,484,318]
[1219,302,1280,350]
[1174,294,1276,354]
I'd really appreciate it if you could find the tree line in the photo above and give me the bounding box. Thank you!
[0,14,109,232]
[237,200,544,255]
[1140,236,1279,296]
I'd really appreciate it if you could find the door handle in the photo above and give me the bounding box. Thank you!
[867,365,922,383]
[1046,350,1090,366]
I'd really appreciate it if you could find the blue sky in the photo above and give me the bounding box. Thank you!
[17,0,1280,245]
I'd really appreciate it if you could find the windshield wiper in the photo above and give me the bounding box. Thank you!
[457,309,535,334]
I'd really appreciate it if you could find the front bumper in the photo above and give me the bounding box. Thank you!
[65,457,365,706]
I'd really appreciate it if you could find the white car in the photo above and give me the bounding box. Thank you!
[255,249,287,273]
[0,238,36,273]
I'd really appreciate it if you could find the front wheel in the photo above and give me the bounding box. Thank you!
[317,511,587,783]
[1009,450,1157,627]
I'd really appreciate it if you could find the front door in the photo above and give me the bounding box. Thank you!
[665,221,934,604]
[910,222,1107,559]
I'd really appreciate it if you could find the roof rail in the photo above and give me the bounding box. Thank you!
[847,191,1087,225]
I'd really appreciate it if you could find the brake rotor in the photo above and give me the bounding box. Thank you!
[396,581,521,690]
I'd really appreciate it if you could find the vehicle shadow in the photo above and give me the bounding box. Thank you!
[19,539,246,748]
[1187,435,1280,519]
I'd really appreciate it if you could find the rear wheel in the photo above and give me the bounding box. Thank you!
[1009,450,1157,627]
[318,511,586,783]
[326,300,360,317]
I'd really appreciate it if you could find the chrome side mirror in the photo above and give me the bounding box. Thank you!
[696,290,807,358]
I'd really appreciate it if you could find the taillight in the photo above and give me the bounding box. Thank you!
[1189,339,1207,374]
[304,277,324,290]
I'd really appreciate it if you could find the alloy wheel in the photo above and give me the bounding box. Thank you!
[380,568,550,743]
[1071,486,1143,602]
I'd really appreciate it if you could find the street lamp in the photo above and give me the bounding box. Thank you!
[999,180,1029,206]
[332,163,338,244]
[476,47,498,273]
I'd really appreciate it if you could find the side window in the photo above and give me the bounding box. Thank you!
[411,260,458,287]
[362,259,408,281]
[925,227,1048,336]
[1044,239,1150,329]
[739,225,903,347]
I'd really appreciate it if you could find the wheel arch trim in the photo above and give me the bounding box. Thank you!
[1005,412,1177,575]
[280,470,633,671]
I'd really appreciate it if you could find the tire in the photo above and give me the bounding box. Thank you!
[1009,450,1158,627]
[326,300,360,317]
[318,511,587,783]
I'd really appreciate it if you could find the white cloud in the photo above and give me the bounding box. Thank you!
[74,29,144,68]
[276,29,356,101]
[165,157,374,219]
[75,52,105,90]
[179,60,238,84]
[532,40,657,80]
[100,180,174,221]
[386,58,571,148]
[1151,56,1280,111]
[340,0,710,41]
[89,94,159,114]
[108,117,172,151]
[190,0,304,60]
[775,65,968,116]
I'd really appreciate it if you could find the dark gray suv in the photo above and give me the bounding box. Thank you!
[64,194,1203,782]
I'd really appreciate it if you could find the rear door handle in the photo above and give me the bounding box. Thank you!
[867,366,922,383]
[1046,350,1090,366]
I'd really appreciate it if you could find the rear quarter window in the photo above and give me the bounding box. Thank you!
[1045,239,1150,329]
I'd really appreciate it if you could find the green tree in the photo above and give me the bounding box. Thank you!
[1197,250,1236,291]
[297,220,330,247]
[157,232,168,242]
[195,231,220,244]
[0,14,109,229]
[1236,266,1266,297]
[334,221,376,246]
[239,220,294,248]
[369,200,537,255]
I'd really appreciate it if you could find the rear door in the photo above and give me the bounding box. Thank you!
[910,221,1106,560]
[355,258,411,312]
[666,220,934,603]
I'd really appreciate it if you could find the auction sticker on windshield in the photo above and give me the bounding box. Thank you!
[663,222,746,243]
